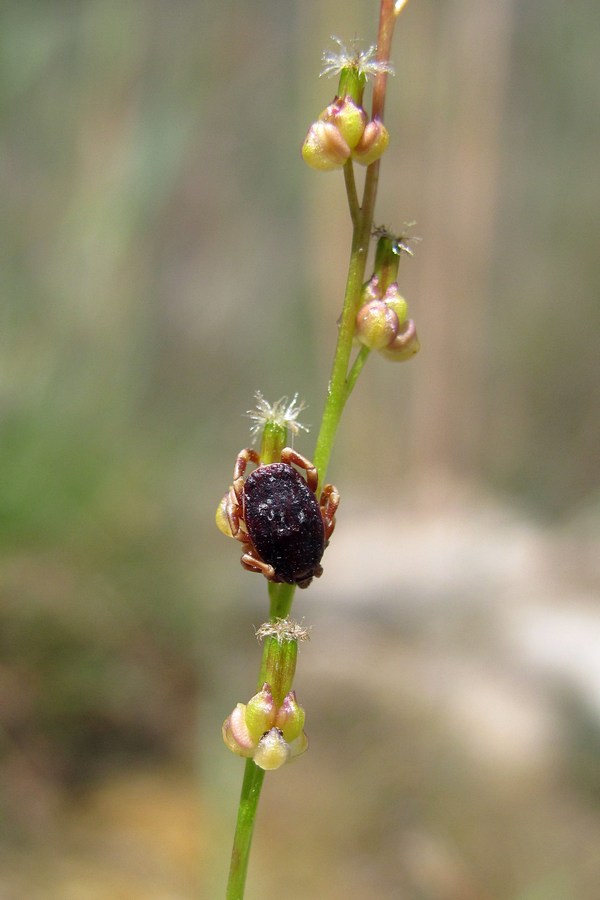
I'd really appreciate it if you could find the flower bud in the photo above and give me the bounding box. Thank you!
[378,318,421,361]
[319,96,367,150]
[245,684,276,742]
[223,703,254,755]
[360,274,382,305]
[382,284,408,327]
[356,300,399,350]
[274,690,306,743]
[215,491,234,537]
[352,118,390,166]
[302,120,350,171]
[253,728,291,771]
[222,678,309,770]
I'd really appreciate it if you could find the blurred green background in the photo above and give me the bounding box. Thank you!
[1,0,600,897]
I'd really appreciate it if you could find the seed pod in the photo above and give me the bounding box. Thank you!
[302,120,351,170]
[245,684,276,743]
[352,118,389,166]
[355,299,399,350]
[319,96,367,150]
[275,690,306,744]
[378,318,421,361]
[382,284,408,327]
[253,728,292,771]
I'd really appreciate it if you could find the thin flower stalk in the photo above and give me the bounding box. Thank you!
[225,2,413,897]
[313,0,402,491]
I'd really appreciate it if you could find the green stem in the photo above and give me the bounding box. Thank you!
[225,3,402,895]
[343,160,360,228]
[313,1,399,488]
[345,346,371,399]
[313,232,369,490]
[268,581,296,620]
[226,760,266,900]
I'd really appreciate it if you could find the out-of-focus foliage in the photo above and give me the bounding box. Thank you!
[489,0,600,514]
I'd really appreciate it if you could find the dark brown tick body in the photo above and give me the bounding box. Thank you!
[225,447,339,589]
[244,463,325,586]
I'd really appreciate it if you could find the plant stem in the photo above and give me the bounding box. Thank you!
[226,760,265,900]
[225,3,403,895]
[313,0,400,489]
[373,0,398,122]
[268,581,295,620]
[343,160,360,227]
[313,227,370,490]
[345,345,371,399]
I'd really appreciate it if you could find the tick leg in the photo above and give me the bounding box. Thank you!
[297,564,322,590]
[233,448,261,502]
[240,548,277,581]
[226,486,250,543]
[280,447,318,493]
[320,483,340,541]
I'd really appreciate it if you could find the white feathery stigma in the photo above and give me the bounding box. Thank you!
[320,36,394,80]
[246,391,310,443]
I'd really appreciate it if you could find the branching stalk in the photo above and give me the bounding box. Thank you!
[225,3,407,896]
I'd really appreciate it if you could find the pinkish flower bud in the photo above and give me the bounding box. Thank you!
[319,96,367,150]
[360,274,383,304]
[378,318,421,361]
[351,118,390,166]
[222,703,255,756]
[302,120,351,171]
[274,691,306,743]
[356,299,399,350]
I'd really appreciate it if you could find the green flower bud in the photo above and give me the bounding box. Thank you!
[356,299,399,350]
[302,120,350,171]
[378,318,421,361]
[351,119,390,166]
[319,96,366,150]
[245,684,276,743]
[382,284,408,327]
[215,491,233,537]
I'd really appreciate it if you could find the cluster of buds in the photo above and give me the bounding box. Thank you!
[356,276,419,361]
[355,229,420,361]
[223,682,308,771]
[302,97,389,171]
[222,619,310,771]
[302,39,392,171]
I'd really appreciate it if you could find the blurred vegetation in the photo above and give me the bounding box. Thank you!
[1,0,600,896]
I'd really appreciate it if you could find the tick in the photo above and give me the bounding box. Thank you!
[222,447,340,589]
